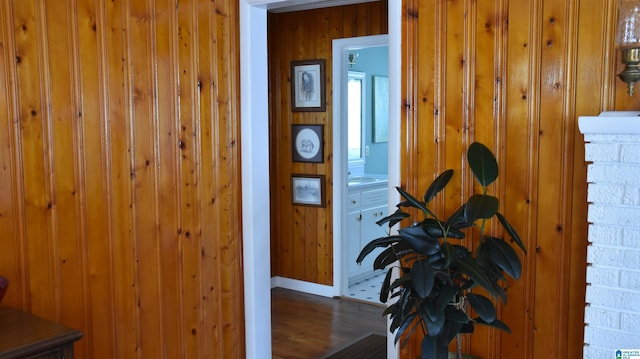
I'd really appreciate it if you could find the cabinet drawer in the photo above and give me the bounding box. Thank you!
[361,188,388,208]
[347,193,360,210]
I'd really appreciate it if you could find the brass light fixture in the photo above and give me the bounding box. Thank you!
[348,52,359,68]
[617,0,640,96]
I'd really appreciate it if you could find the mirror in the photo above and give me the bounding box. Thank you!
[347,71,365,164]
[345,45,389,177]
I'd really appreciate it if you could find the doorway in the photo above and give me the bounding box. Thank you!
[240,1,401,358]
[331,35,392,304]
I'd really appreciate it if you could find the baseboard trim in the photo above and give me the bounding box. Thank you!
[270,276,335,297]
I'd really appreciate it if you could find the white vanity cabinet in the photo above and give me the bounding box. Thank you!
[346,184,389,284]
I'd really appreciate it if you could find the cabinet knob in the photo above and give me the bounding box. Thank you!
[352,200,357,204]
[357,214,362,221]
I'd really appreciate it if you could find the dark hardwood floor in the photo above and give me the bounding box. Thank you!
[271,288,388,359]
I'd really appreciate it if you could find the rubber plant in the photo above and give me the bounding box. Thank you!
[356,142,526,359]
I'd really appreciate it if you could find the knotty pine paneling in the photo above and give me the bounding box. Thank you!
[0,0,244,358]
[268,1,388,285]
[400,0,640,359]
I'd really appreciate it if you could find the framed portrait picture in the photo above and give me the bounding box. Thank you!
[292,124,323,163]
[291,174,326,207]
[291,59,326,112]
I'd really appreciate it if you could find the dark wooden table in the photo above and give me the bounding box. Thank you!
[0,306,83,358]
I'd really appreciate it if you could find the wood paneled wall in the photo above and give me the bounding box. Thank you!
[270,0,640,359]
[0,1,245,358]
[268,2,389,285]
[400,0,640,358]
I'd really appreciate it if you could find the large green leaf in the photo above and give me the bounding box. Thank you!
[456,257,503,300]
[467,142,498,187]
[389,290,412,332]
[411,259,435,298]
[421,300,437,321]
[445,306,470,324]
[383,300,400,317]
[379,269,394,303]
[376,208,410,229]
[466,293,497,322]
[399,226,440,256]
[424,308,445,336]
[421,218,465,239]
[478,254,507,282]
[444,204,473,230]
[389,273,412,292]
[356,236,401,264]
[396,186,429,214]
[434,286,458,312]
[420,218,447,238]
[478,242,512,285]
[496,212,527,253]
[394,311,418,344]
[423,169,454,204]
[485,236,522,279]
[442,243,470,270]
[372,244,401,270]
[464,194,499,222]
[473,317,512,333]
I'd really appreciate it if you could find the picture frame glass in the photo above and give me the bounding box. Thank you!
[294,64,321,108]
[291,60,326,112]
[292,124,323,163]
[291,175,325,207]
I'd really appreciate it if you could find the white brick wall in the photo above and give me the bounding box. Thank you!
[579,114,640,357]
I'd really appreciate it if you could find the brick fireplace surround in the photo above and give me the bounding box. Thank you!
[579,112,640,358]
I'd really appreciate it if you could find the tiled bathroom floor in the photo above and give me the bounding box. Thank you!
[345,271,386,304]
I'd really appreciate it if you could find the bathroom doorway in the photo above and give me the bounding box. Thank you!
[332,35,397,305]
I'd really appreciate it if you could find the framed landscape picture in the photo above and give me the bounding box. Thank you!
[291,174,326,207]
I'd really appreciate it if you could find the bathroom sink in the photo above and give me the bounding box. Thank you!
[348,176,388,187]
[348,176,379,183]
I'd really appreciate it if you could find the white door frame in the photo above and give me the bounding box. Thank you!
[331,34,390,300]
[240,1,401,358]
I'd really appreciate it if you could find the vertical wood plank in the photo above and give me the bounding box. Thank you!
[0,0,25,309]
[532,1,567,357]
[75,0,117,356]
[14,0,57,316]
[195,0,217,357]
[468,1,501,357]
[569,0,615,356]
[211,0,244,355]
[154,0,182,357]
[500,1,537,358]
[128,0,162,357]
[104,0,138,356]
[175,0,199,356]
[399,0,422,357]
[41,3,89,358]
